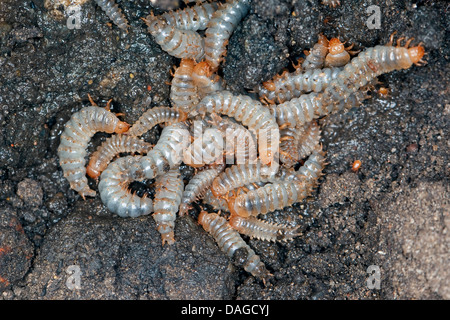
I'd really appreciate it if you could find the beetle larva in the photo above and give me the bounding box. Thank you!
[144,15,205,61]
[324,37,358,68]
[86,134,153,179]
[94,0,130,31]
[204,0,251,71]
[127,106,188,137]
[192,61,225,100]
[153,168,184,245]
[279,121,321,167]
[227,147,326,217]
[190,90,280,165]
[58,106,130,199]
[256,67,342,104]
[161,1,219,31]
[98,155,153,218]
[183,127,224,167]
[229,215,301,242]
[179,165,224,215]
[302,33,329,70]
[198,211,270,279]
[170,59,199,112]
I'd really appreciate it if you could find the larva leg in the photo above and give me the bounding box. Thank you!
[229,215,301,242]
[127,106,188,137]
[93,0,130,31]
[153,168,184,245]
[86,134,153,179]
[57,105,130,199]
[198,211,270,280]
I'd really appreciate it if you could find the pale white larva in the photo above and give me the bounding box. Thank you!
[94,0,130,31]
[58,106,130,199]
[170,59,200,112]
[161,1,219,31]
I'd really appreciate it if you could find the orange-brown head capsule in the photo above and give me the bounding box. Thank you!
[352,160,362,172]
[193,60,213,77]
[328,37,345,55]
[114,121,130,134]
[86,164,101,179]
[408,45,425,65]
[263,80,276,92]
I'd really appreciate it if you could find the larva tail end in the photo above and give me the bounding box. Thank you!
[408,45,426,65]
[115,121,130,134]
[161,232,175,245]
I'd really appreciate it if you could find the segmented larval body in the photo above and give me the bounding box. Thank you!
[58,106,130,199]
[211,160,279,198]
[198,211,270,279]
[153,168,184,245]
[191,90,280,165]
[204,0,251,71]
[279,121,321,167]
[203,189,229,212]
[138,122,191,180]
[145,16,205,61]
[87,134,153,179]
[183,127,224,167]
[98,155,153,217]
[256,67,342,104]
[228,148,326,217]
[161,2,219,31]
[127,106,187,137]
[229,215,301,242]
[94,0,129,30]
[192,61,224,100]
[322,0,341,8]
[170,59,199,112]
[302,34,329,70]
[179,165,224,215]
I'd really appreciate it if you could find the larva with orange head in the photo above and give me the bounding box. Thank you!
[58,105,130,199]
[229,215,301,242]
[144,15,205,61]
[228,147,326,218]
[161,1,219,31]
[127,106,188,137]
[324,37,358,68]
[94,0,129,31]
[204,0,251,71]
[302,33,329,70]
[198,211,270,280]
[192,61,224,99]
[86,134,153,179]
[170,59,200,112]
[153,168,184,245]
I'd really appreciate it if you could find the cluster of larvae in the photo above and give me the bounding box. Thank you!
[57,0,425,280]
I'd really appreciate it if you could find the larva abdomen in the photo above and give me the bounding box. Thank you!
[302,33,329,70]
[86,134,153,179]
[162,2,219,31]
[229,215,301,242]
[94,0,130,30]
[170,59,199,112]
[58,106,130,198]
[153,168,184,245]
[198,211,269,279]
[98,155,153,218]
[192,61,224,100]
[127,106,188,137]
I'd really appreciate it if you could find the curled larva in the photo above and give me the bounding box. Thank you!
[87,134,153,179]
[58,106,130,199]
[179,165,224,215]
[94,0,129,30]
[256,67,342,104]
[302,33,329,70]
[198,211,270,279]
[228,148,326,217]
[211,160,279,198]
[192,61,225,100]
[170,59,200,112]
[324,37,357,68]
[161,2,219,31]
[190,90,280,165]
[229,215,301,242]
[204,0,251,71]
[98,155,153,218]
[279,121,321,167]
[144,15,205,61]
[127,106,188,137]
[153,168,184,245]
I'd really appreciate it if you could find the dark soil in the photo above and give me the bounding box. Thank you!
[0,0,448,300]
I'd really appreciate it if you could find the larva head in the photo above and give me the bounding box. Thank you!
[197,210,210,228]
[86,164,101,179]
[408,45,426,65]
[114,121,130,134]
[227,196,250,218]
[193,61,213,77]
[317,33,329,46]
[328,38,345,55]
[263,80,276,92]
[179,59,195,72]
